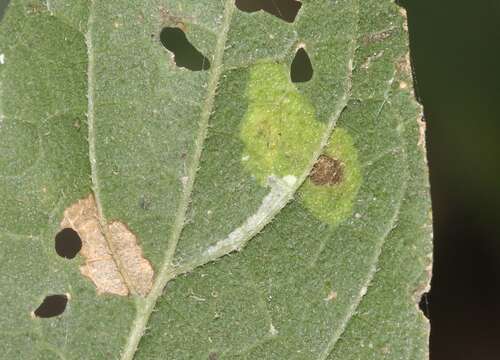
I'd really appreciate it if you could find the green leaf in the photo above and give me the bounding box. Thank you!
[0,0,432,359]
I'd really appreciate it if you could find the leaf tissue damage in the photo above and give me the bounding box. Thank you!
[60,195,153,296]
[310,155,344,186]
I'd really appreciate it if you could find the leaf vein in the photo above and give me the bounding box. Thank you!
[120,1,237,359]
[319,109,411,360]
[85,3,137,295]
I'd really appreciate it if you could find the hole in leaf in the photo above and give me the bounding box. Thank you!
[160,27,210,71]
[55,228,82,259]
[235,0,302,23]
[418,292,430,319]
[33,294,68,318]
[291,47,313,83]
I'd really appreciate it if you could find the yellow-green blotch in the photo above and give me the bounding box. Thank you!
[240,62,326,184]
[300,128,362,226]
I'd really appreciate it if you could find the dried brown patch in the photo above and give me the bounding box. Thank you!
[310,155,344,186]
[61,195,154,296]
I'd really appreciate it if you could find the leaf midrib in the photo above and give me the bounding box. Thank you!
[119,1,237,359]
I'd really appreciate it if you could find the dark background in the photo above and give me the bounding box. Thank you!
[401,0,500,359]
[1,1,499,359]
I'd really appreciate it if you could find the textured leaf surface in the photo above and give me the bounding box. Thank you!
[0,0,432,359]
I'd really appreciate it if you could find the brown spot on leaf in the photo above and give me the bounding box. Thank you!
[310,155,344,186]
[208,353,219,360]
[61,195,154,296]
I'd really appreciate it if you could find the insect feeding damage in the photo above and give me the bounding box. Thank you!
[300,128,362,226]
[239,62,326,185]
[60,195,153,296]
[310,155,344,186]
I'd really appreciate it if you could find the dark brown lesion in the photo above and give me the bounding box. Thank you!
[310,155,344,186]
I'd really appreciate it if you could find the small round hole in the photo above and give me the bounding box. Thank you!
[291,47,313,83]
[55,228,82,259]
[33,294,68,318]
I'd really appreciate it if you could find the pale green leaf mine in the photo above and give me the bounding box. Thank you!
[240,63,361,226]
[301,128,361,225]
[240,63,325,183]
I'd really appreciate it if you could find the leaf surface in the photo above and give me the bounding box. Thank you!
[0,0,432,359]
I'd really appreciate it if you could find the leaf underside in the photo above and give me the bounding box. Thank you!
[0,1,432,359]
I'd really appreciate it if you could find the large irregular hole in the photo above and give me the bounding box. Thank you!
[418,292,430,319]
[235,0,302,23]
[160,27,210,71]
[33,294,68,318]
[55,228,82,259]
[291,47,313,83]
